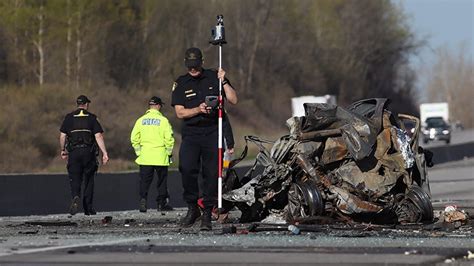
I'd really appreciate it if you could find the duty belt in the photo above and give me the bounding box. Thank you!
[71,144,92,149]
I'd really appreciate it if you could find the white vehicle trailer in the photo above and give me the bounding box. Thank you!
[291,95,337,117]
[419,102,449,126]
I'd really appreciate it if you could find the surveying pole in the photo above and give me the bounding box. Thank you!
[210,15,227,210]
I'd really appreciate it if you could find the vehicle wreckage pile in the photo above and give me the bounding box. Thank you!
[223,98,435,225]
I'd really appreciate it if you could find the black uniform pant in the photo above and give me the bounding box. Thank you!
[67,147,98,210]
[179,131,219,208]
[139,165,169,203]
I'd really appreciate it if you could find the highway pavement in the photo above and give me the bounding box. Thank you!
[0,159,473,265]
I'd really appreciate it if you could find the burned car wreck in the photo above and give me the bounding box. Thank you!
[223,98,434,225]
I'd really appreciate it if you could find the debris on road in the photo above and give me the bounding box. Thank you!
[440,206,469,224]
[224,98,437,225]
[18,230,38,234]
[218,226,237,235]
[124,219,136,225]
[24,221,78,227]
[467,251,474,260]
[102,216,113,225]
[287,225,300,235]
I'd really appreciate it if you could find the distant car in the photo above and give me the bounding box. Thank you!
[422,116,451,144]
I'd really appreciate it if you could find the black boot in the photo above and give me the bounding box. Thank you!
[139,198,147,213]
[69,196,80,215]
[180,204,201,227]
[200,208,212,231]
[84,208,97,216]
[158,202,174,211]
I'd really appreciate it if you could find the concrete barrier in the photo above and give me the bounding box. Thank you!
[0,171,182,216]
[0,167,254,216]
[428,141,474,165]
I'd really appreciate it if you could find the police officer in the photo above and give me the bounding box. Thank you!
[130,96,175,213]
[171,47,238,230]
[59,95,109,215]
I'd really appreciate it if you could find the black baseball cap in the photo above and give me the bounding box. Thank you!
[149,96,164,105]
[184,47,203,68]
[76,95,91,105]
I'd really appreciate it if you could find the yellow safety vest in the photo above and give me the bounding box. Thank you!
[130,109,174,166]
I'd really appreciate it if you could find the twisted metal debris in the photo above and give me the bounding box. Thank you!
[223,98,434,224]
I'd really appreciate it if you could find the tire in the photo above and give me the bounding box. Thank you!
[292,181,324,217]
[406,186,434,223]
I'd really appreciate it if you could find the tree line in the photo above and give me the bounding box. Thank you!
[0,0,421,173]
[424,44,473,128]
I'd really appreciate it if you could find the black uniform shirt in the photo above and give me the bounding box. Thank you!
[60,108,104,145]
[171,68,232,136]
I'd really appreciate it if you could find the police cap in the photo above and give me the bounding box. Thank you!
[184,47,203,68]
[76,95,91,105]
[149,96,164,106]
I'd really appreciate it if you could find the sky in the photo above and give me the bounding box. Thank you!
[400,0,473,102]
[401,0,473,66]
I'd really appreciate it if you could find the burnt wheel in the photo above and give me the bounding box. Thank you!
[293,181,324,217]
[406,186,434,223]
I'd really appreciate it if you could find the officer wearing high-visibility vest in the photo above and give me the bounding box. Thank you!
[59,95,109,216]
[131,96,175,212]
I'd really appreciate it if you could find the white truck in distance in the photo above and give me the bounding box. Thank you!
[291,95,337,117]
[419,102,451,144]
[419,102,449,127]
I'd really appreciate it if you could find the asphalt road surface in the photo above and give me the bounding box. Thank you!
[0,159,473,265]
[430,159,474,210]
[421,128,474,148]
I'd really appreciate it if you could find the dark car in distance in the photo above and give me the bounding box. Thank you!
[422,116,451,144]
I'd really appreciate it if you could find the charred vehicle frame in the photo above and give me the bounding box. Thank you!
[223,98,434,225]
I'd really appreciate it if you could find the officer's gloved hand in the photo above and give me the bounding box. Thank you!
[169,155,173,164]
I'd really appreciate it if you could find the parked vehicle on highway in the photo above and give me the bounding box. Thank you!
[224,98,434,225]
[422,116,451,144]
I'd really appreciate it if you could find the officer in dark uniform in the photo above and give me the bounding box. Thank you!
[59,95,109,215]
[171,47,238,230]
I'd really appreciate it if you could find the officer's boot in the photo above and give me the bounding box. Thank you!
[139,198,147,213]
[83,197,96,215]
[200,208,212,231]
[157,199,174,211]
[84,208,97,216]
[180,204,201,227]
[69,196,80,215]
